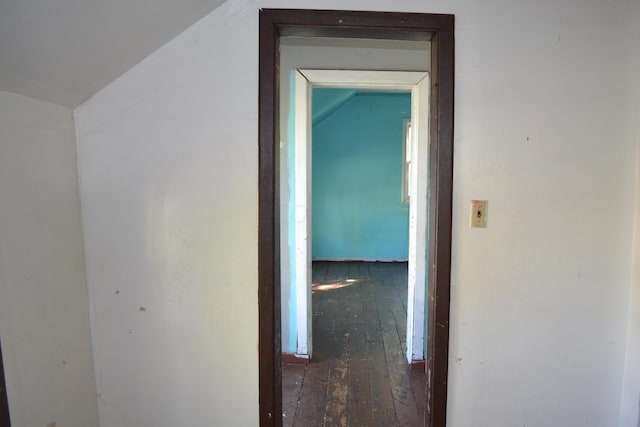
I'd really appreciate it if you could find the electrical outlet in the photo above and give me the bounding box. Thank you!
[470,200,487,228]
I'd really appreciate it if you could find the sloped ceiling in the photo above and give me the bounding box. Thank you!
[0,0,227,108]
[312,88,358,125]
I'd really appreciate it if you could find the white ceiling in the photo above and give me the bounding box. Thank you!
[0,0,227,108]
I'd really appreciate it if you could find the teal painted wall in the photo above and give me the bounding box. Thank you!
[312,90,411,260]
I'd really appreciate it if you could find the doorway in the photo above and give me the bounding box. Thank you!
[282,85,426,425]
[258,9,454,427]
[289,70,429,364]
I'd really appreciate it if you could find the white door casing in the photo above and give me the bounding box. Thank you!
[293,69,429,363]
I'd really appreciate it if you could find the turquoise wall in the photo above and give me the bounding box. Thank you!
[312,90,411,260]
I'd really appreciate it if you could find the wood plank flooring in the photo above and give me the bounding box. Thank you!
[282,261,426,427]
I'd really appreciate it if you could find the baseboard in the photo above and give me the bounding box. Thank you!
[282,353,310,365]
[410,360,425,371]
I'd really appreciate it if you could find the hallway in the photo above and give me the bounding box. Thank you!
[282,261,426,427]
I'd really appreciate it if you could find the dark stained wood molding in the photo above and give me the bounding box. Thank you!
[0,339,11,427]
[258,9,454,427]
[410,360,427,371]
[281,353,310,365]
[426,15,455,427]
[258,10,282,427]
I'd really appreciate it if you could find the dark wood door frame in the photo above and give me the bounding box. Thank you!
[258,9,454,426]
[0,339,11,426]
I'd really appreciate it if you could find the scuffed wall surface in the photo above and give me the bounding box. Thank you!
[619,0,640,424]
[75,1,260,425]
[439,1,636,425]
[0,90,98,427]
[74,0,639,425]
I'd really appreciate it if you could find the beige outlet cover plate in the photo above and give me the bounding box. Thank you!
[471,200,487,228]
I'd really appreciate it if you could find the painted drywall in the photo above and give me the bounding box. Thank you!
[74,2,260,425]
[0,90,98,427]
[312,90,410,260]
[73,0,639,425]
[443,0,637,423]
[621,148,640,427]
[620,1,640,425]
[0,0,228,108]
[279,37,429,354]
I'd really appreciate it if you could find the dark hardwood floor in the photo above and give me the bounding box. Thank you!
[282,261,426,427]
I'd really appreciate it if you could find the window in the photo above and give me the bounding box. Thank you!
[401,119,412,204]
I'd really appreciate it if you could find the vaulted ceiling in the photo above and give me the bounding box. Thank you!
[0,0,227,108]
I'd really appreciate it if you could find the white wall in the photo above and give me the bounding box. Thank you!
[74,0,639,426]
[74,2,260,426]
[443,1,636,425]
[622,148,640,427]
[0,91,98,427]
[620,0,640,424]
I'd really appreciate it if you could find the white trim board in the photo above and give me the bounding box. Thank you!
[293,68,429,363]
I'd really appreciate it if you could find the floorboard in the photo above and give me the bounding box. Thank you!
[282,261,426,427]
